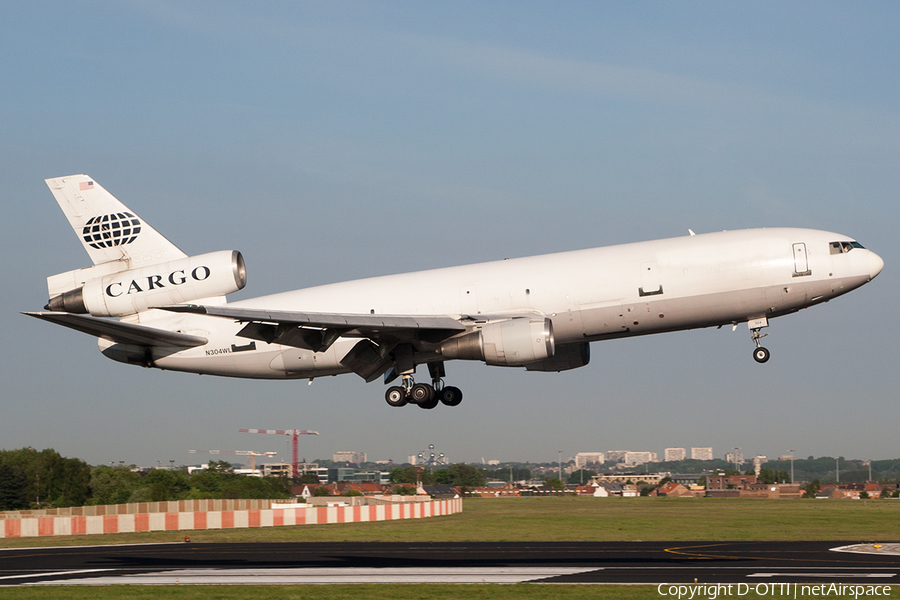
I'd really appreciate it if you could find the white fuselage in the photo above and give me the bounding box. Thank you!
[111,227,881,379]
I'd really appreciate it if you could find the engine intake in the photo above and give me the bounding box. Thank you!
[46,250,246,317]
[441,317,555,366]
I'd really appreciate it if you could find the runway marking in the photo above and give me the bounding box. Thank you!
[0,569,113,581]
[832,544,900,557]
[665,544,900,565]
[30,567,598,585]
[0,542,182,553]
[748,573,896,578]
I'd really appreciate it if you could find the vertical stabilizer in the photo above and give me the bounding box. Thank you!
[45,174,186,266]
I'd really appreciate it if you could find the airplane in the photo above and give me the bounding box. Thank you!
[25,174,884,409]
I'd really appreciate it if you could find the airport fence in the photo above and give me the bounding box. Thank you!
[0,497,462,539]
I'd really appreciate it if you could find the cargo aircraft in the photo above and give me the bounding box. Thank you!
[26,175,883,409]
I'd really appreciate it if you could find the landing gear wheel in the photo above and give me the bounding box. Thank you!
[410,383,435,405]
[385,386,408,407]
[439,386,463,407]
[753,347,770,363]
[418,394,440,409]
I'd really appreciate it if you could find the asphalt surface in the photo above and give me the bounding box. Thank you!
[1,541,898,585]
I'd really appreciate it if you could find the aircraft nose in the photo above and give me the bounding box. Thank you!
[868,251,884,280]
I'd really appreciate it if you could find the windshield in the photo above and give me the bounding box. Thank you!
[830,241,864,254]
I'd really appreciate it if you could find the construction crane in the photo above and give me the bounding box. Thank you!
[188,450,277,472]
[239,429,319,478]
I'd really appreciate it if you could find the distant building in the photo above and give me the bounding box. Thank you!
[592,473,667,486]
[330,467,356,482]
[665,448,686,462]
[652,482,694,497]
[606,450,628,463]
[333,451,367,464]
[707,474,757,492]
[262,462,291,477]
[296,462,327,483]
[487,459,500,466]
[343,471,391,485]
[752,455,767,475]
[691,447,713,461]
[707,475,802,499]
[575,452,605,469]
[670,473,705,486]
[624,451,657,466]
[725,451,745,465]
[819,483,887,500]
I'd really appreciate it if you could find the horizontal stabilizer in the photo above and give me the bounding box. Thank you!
[23,312,207,348]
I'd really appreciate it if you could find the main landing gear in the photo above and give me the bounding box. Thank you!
[384,362,463,409]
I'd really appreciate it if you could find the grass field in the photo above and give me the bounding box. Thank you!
[1,497,899,548]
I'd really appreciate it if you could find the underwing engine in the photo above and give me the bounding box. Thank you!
[440,317,555,366]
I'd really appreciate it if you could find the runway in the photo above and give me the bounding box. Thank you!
[1,541,898,585]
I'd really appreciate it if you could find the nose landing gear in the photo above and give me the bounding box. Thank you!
[749,317,770,363]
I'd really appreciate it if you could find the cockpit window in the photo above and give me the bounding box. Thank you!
[830,241,865,254]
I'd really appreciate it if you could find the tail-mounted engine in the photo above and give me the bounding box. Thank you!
[440,317,555,366]
[46,250,246,317]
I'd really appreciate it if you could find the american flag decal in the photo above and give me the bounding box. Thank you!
[79,181,94,191]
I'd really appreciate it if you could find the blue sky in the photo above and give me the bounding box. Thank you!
[1,2,898,468]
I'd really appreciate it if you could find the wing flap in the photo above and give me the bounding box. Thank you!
[23,312,208,348]
[160,304,466,350]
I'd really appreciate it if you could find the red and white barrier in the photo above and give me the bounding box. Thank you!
[0,498,462,539]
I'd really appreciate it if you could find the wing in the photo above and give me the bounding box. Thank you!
[23,311,208,348]
[160,304,466,351]
[160,304,467,382]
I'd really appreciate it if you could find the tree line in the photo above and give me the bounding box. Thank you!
[389,463,487,488]
[0,449,290,511]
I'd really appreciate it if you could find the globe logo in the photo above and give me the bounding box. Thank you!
[82,212,142,249]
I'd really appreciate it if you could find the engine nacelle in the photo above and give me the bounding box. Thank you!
[525,342,590,372]
[46,250,246,317]
[441,317,555,366]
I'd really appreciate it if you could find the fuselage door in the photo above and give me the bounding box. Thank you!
[792,243,811,277]
[639,262,663,296]
[459,285,479,316]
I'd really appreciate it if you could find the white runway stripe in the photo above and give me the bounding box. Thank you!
[1,569,113,581]
[748,573,895,578]
[31,567,598,585]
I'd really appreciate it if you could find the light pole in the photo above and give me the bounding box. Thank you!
[558,451,563,485]
[788,450,795,484]
[835,457,839,483]
[868,460,872,482]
